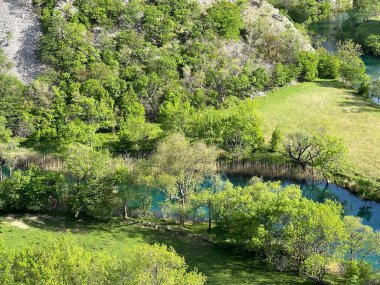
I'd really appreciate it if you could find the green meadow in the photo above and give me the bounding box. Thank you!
[254,80,380,182]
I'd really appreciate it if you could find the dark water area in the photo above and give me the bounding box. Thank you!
[151,175,380,268]
[311,13,380,80]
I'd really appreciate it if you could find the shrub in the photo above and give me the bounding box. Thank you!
[269,127,282,153]
[297,51,319,81]
[0,236,206,285]
[271,64,300,87]
[318,51,341,79]
[206,0,243,40]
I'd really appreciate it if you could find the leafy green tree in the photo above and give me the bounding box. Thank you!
[119,117,163,154]
[269,127,282,153]
[0,166,65,212]
[302,254,332,283]
[186,100,264,160]
[147,133,220,224]
[283,131,346,179]
[0,117,11,143]
[352,0,380,22]
[297,51,319,82]
[0,236,206,285]
[206,0,244,40]
[337,40,369,90]
[0,75,27,137]
[212,180,349,277]
[318,50,341,79]
[64,144,123,219]
[344,216,380,261]
[158,92,194,132]
[271,63,299,87]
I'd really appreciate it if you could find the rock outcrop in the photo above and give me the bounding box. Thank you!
[0,0,44,83]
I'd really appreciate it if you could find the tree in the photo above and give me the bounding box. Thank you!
[318,50,341,79]
[119,117,163,154]
[148,133,220,224]
[269,127,282,153]
[206,0,243,40]
[370,78,380,101]
[212,180,348,276]
[0,117,11,143]
[344,216,380,261]
[0,166,65,212]
[352,0,380,22]
[64,144,123,219]
[283,131,346,179]
[297,51,319,81]
[186,100,264,160]
[0,235,206,285]
[337,40,369,90]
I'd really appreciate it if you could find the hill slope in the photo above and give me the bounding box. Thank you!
[0,0,43,83]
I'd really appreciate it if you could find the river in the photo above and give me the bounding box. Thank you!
[150,14,380,268]
[151,174,380,268]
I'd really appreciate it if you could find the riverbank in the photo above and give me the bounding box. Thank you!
[251,80,380,200]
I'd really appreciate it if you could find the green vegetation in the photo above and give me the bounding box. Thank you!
[0,0,378,283]
[0,231,205,285]
[253,80,380,197]
[0,216,316,285]
[212,180,380,283]
[338,0,380,56]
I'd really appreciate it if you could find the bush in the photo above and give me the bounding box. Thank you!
[269,127,282,153]
[271,64,300,87]
[0,236,206,285]
[318,51,340,79]
[344,260,374,284]
[206,0,243,40]
[296,51,319,81]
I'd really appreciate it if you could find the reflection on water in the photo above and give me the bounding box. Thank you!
[228,176,380,229]
[227,175,380,269]
[151,175,380,268]
[311,13,380,80]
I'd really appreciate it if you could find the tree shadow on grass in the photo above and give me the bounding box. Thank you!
[11,214,315,285]
[337,96,380,114]
[314,80,380,113]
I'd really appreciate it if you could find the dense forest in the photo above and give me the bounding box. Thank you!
[0,0,379,284]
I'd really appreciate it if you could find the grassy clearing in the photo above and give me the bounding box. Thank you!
[0,215,320,285]
[253,80,380,181]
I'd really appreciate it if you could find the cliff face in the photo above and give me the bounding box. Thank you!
[0,0,44,83]
[200,0,313,69]
[0,0,311,83]
[242,0,313,50]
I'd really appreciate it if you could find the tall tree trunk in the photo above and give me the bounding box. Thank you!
[208,199,212,233]
[124,200,129,219]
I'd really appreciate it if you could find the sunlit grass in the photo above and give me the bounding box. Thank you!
[253,80,380,180]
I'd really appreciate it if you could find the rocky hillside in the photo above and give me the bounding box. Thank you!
[0,0,44,83]
[0,0,311,84]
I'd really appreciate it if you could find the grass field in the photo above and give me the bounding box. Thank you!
[0,215,323,285]
[253,80,380,181]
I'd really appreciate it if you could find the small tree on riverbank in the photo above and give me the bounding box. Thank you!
[283,130,346,180]
[147,133,220,225]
